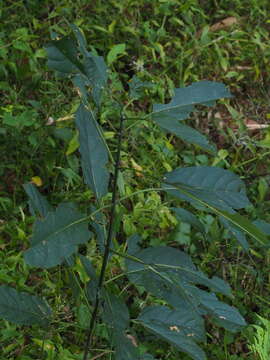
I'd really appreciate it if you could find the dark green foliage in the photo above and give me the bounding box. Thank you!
[0,286,51,327]
[1,21,269,360]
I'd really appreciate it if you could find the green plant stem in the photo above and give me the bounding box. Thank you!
[82,114,125,360]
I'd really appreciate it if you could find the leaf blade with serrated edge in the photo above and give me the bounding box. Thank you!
[0,285,52,327]
[24,203,91,268]
[75,104,109,200]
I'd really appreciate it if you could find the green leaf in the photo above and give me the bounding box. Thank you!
[152,81,231,150]
[45,36,85,75]
[128,75,153,100]
[23,183,52,218]
[253,220,270,235]
[152,81,231,122]
[84,53,108,106]
[138,306,206,360]
[172,207,205,234]
[114,333,141,360]
[193,288,246,332]
[46,26,107,106]
[24,203,91,268]
[220,217,249,250]
[164,166,250,212]
[157,120,216,153]
[107,43,126,65]
[102,292,130,331]
[75,104,109,200]
[126,246,232,299]
[164,176,268,246]
[0,285,51,327]
[66,131,79,155]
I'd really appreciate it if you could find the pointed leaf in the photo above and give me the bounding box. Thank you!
[23,183,52,218]
[24,203,91,268]
[157,120,216,153]
[84,53,108,106]
[126,246,232,298]
[164,166,250,212]
[172,207,205,234]
[102,292,130,331]
[220,216,249,250]
[138,306,206,360]
[194,289,246,332]
[107,43,126,65]
[164,179,268,246]
[75,104,109,199]
[0,285,51,327]
[45,36,85,75]
[152,81,231,122]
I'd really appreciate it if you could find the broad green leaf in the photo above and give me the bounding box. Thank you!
[152,81,231,122]
[157,120,216,153]
[172,207,205,234]
[75,104,109,199]
[46,26,107,106]
[23,183,52,218]
[152,81,231,150]
[138,306,206,360]
[126,247,232,298]
[0,285,51,327]
[163,178,268,246]
[193,288,246,332]
[24,203,91,268]
[45,36,85,75]
[107,43,126,65]
[102,292,129,331]
[164,166,250,212]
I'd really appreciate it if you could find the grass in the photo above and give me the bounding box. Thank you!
[1,0,270,359]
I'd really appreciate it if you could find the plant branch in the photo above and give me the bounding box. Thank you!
[82,113,125,360]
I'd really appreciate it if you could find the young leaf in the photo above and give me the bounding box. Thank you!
[164,166,250,212]
[138,306,206,360]
[24,203,91,268]
[0,285,51,327]
[75,104,109,200]
[23,183,53,218]
[107,43,126,65]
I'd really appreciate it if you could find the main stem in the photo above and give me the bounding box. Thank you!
[83,113,125,360]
